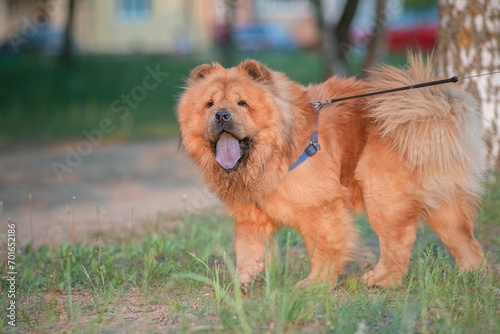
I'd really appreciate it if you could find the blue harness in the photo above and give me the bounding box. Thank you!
[289,131,321,171]
[289,102,322,171]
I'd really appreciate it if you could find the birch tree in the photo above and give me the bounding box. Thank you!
[437,0,500,170]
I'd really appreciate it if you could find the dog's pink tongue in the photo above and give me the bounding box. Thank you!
[216,133,241,170]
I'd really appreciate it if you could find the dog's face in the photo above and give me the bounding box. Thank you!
[203,76,256,172]
[178,60,292,174]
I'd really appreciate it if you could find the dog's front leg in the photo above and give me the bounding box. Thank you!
[232,205,277,291]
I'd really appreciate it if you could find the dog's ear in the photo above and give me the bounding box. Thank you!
[239,60,273,82]
[189,63,220,82]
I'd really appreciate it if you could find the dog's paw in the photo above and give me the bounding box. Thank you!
[295,278,325,290]
[295,272,338,290]
[362,270,401,288]
[237,267,265,293]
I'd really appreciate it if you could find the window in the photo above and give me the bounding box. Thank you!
[116,0,151,22]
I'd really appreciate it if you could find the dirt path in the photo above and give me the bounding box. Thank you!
[0,140,220,247]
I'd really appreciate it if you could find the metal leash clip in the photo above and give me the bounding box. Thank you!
[311,101,326,112]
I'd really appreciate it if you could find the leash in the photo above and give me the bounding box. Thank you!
[290,70,500,171]
[311,70,500,110]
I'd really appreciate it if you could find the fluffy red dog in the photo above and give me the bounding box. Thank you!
[177,54,486,288]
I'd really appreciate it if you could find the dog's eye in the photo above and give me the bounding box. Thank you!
[237,100,248,107]
[206,100,214,109]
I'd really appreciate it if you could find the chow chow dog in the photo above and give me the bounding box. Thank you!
[177,53,486,288]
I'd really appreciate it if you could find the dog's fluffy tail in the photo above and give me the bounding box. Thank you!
[365,53,486,185]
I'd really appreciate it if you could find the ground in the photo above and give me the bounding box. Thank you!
[2,140,499,333]
[0,140,219,247]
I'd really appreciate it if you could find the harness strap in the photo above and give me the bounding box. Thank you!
[289,131,320,171]
[289,103,322,171]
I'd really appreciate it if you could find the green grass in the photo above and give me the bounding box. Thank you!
[2,181,499,333]
[0,51,326,147]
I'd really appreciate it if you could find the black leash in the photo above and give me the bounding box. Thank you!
[312,70,500,110]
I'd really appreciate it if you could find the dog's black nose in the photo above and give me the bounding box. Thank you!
[215,110,232,124]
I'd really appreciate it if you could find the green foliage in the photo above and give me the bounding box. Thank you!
[403,0,438,10]
[0,52,325,147]
[3,182,500,332]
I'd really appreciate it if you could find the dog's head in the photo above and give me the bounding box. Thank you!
[178,60,293,173]
[177,60,313,201]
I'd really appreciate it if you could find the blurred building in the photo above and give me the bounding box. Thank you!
[0,0,436,56]
[76,0,214,55]
[0,0,320,56]
[0,0,214,55]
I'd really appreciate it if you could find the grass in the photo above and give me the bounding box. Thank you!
[1,181,499,333]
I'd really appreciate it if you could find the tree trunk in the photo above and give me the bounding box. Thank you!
[437,0,500,170]
[60,0,76,66]
[311,0,360,77]
[335,0,360,53]
[361,0,387,75]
